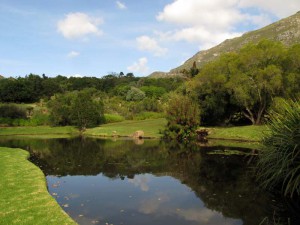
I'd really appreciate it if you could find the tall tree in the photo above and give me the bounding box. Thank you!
[71,90,104,131]
[226,40,285,124]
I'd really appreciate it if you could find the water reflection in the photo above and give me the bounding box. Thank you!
[0,137,298,225]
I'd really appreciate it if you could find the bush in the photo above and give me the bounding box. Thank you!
[163,93,200,141]
[0,104,27,119]
[104,114,125,123]
[126,87,146,101]
[256,99,300,197]
[47,90,105,130]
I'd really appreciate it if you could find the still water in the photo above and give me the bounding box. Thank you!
[0,137,298,225]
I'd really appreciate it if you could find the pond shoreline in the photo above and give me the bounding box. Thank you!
[0,119,267,143]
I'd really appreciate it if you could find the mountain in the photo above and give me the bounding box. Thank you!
[149,11,300,77]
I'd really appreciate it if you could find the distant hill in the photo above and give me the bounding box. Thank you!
[149,11,300,77]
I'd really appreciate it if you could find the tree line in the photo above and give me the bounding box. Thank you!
[0,73,184,129]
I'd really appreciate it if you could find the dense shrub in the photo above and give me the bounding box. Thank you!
[126,87,146,101]
[256,100,300,197]
[0,104,27,119]
[163,93,200,141]
[47,90,105,130]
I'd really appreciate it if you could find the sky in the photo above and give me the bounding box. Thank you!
[0,0,300,78]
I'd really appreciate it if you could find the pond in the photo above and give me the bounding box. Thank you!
[0,137,299,225]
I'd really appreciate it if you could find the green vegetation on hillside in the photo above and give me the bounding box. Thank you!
[0,147,76,225]
[0,74,183,128]
[171,11,300,74]
[186,40,300,126]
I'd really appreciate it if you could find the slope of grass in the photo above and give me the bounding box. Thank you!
[0,147,76,225]
[85,118,167,138]
[207,125,269,142]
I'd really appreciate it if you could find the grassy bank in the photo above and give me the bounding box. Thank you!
[0,119,268,142]
[85,118,167,138]
[207,125,269,142]
[0,126,79,137]
[0,147,76,225]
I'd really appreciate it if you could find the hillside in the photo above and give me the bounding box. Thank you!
[150,11,300,77]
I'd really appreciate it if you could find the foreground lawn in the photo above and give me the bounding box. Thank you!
[207,125,269,142]
[85,118,167,138]
[0,126,79,137]
[0,147,76,225]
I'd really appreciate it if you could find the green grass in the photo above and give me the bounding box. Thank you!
[0,147,76,225]
[207,125,269,142]
[0,118,268,142]
[0,126,79,137]
[85,118,167,138]
[206,139,263,149]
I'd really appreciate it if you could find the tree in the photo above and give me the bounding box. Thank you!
[126,87,146,101]
[140,86,166,99]
[190,61,199,77]
[227,40,285,124]
[163,93,200,141]
[70,90,104,131]
[47,92,74,126]
[47,89,104,130]
[191,53,237,125]
[283,44,300,98]
[0,104,27,119]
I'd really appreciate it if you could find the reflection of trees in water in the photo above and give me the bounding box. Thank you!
[0,137,298,224]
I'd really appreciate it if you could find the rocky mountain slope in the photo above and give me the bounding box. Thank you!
[149,11,300,78]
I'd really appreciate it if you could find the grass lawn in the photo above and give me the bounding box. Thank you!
[0,126,79,137]
[85,118,167,138]
[207,125,269,142]
[0,147,76,225]
[0,119,268,142]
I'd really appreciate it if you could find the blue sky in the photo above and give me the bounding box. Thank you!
[0,0,299,78]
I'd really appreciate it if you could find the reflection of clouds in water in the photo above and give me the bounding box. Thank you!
[139,194,170,214]
[128,176,149,192]
[74,214,102,225]
[177,208,239,225]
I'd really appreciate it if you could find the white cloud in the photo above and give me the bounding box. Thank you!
[128,176,149,192]
[136,36,168,56]
[127,57,149,74]
[57,12,103,39]
[155,0,300,51]
[157,0,244,31]
[172,27,242,49]
[238,0,300,18]
[116,1,127,10]
[156,0,246,49]
[67,51,80,58]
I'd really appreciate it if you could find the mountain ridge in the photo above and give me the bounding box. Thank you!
[149,11,300,78]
